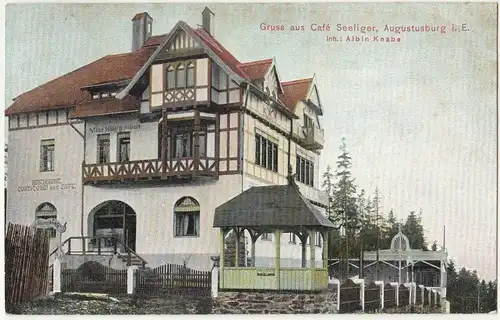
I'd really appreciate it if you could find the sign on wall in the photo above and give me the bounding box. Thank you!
[17,179,77,193]
[32,218,67,233]
[89,124,140,134]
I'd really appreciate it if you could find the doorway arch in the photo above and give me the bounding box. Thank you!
[88,200,137,251]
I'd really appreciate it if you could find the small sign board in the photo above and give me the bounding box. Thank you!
[32,218,67,233]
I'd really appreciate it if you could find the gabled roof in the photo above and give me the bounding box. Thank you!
[117,21,247,99]
[279,78,313,112]
[239,58,273,80]
[213,177,334,229]
[5,46,155,116]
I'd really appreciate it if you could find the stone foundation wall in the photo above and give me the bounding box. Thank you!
[213,291,337,314]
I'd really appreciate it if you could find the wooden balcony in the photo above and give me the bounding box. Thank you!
[292,123,324,150]
[82,156,218,184]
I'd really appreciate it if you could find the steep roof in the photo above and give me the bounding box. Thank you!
[279,78,313,112]
[213,177,334,229]
[5,46,155,116]
[239,59,273,80]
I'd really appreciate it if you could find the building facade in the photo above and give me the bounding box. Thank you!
[5,8,328,271]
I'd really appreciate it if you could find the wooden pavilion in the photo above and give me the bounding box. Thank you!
[213,171,335,291]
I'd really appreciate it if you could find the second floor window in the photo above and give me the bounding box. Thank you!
[255,134,278,172]
[97,134,110,164]
[165,61,196,90]
[296,155,314,187]
[40,139,55,172]
[316,232,322,247]
[117,132,130,162]
[173,129,191,158]
[289,233,296,244]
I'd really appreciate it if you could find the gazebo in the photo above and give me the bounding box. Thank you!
[213,171,335,291]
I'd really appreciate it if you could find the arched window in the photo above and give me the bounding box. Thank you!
[186,62,195,87]
[35,202,57,238]
[166,65,175,90]
[176,64,186,88]
[174,197,200,237]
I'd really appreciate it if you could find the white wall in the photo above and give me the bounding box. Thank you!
[83,174,243,270]
[85,116,157,164]
[6,122,84,253]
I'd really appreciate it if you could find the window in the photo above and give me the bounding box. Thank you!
[316,232,322,247]
[255,134,278,172]
[176,64,186,88]
[289,233,296,244]
[97,134,110,164]
[40,139,55,172]
[261,233,271,241]
[187,63,195,87]
[296,155,314,187]
[92,93,100,99]
[173,128,191,158]
[101,92,109,98]
[117,132,130,162]
[174,197,200,237]
[35,203,57,238]
[166,66,175,89]
[198,132,206,158]
[303,114,314,128]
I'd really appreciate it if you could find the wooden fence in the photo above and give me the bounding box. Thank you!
[399,284,410,307]
[384,283,396,308]
[364,282,380,311]
[135,263,211,298]
[339,279,361,313]
[5,223,51,309]
[61,261,127,295]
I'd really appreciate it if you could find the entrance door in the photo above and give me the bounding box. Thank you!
[93,201,136,252]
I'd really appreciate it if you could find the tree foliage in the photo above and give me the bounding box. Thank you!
[322,139,496,312]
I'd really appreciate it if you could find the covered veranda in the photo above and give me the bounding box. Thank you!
[213,174,335,292]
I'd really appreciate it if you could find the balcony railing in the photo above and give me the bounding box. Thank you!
[82,156,218,184]
[291,123,324,150]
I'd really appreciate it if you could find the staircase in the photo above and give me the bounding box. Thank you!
[50,236,148,268]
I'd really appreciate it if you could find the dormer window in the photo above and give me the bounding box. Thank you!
[176,64,186,87]
[166,66,175,89]
[164,60,197,90]
[91,91,117,100]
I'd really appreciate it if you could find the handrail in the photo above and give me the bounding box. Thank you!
[48,236,147,268]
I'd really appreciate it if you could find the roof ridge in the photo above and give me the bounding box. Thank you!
[239,58,273,66]
[281,78,313,86]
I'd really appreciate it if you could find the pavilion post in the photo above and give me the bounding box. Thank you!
[301,236,307,268]
[235,228,240,267]
[251,235,256,267]
[274,229,282,290]
[219,228,225,288]
[322,230,328,269]
[309,230,316,269]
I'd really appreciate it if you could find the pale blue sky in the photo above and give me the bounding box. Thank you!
[4,3,497,280]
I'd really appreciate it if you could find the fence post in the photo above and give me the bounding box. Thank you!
[53,257,61,293]
[210,255,220,298]
[434,289,438,306]
[419,285,424,305]
[428,287,432,307]
[411,282,416,305]
[127,265,138,295]
[390,282,399,307]
[404,282,412,307]
[375,280,384,310]
[353,278,364,312]
[329,278,340,312]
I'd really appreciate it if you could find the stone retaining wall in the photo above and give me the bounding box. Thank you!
[213,291,338,314]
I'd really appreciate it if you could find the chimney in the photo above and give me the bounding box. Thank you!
[132,12,153,51]
[202,7,215,36]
